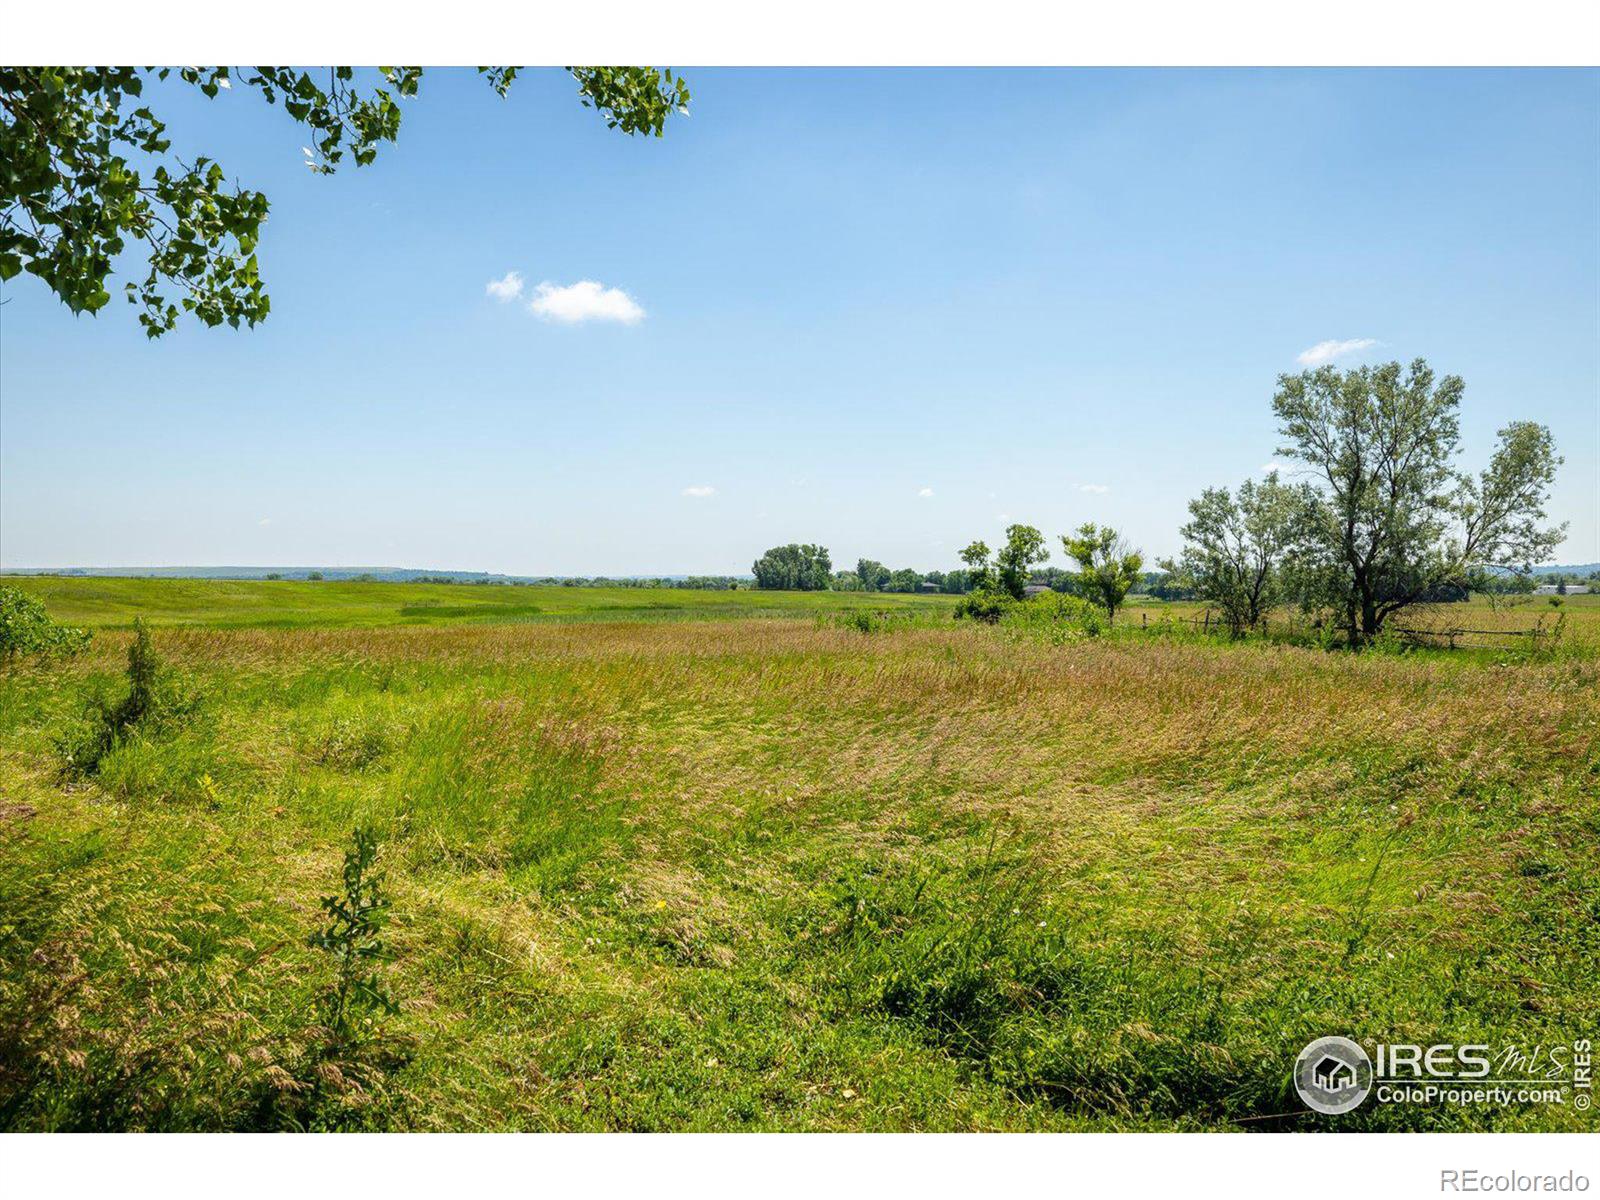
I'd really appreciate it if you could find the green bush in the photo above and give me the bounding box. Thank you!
[299,826,408,1129]
[953,587,1013,624]
[309,826,398,1049]
[57,620,196,776]
[0,584,91,663]
[998,590,1104,641]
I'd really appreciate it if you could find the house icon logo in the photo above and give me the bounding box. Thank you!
[1294,1036,1373,1115]
[1314,1055,1356,1092]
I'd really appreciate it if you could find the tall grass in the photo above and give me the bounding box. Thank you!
[0,582,1595,1130]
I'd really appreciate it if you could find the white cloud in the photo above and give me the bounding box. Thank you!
[1261,461,1289,475]
[681,485,716,498]
[917,486,934,498]
[1078,483,1110,494]
[527,279,645,325]
[485,271,525,302]
[258,518,272,527]
[1296,337,1377,367]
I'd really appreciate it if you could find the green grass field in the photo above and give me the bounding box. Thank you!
[6,575,957,630]
[2,579,1596,1131]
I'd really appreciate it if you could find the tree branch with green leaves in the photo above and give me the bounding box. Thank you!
[0,66,689,337]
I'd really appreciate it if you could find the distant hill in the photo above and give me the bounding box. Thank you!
[0,566,741,584]
[2,566,527,583]
[1531,563,1599,576]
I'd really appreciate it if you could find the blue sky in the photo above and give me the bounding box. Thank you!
[2,68,1596,574]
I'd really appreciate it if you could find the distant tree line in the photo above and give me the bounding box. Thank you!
[494,576,745,589]
[753,360,1565,646]
[375,574,748,589]
[753,525,1153,624]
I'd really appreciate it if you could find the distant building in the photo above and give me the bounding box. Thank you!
[919,581,941,593]
[1534,584,1590,595]
[1022,584,1052,598]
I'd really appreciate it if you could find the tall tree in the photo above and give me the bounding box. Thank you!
[888,568,923,593]
[855,558,891,593]
[1273,359,1563,642]
[959,540,996,594]
[1,67,689,336]
[1165,472,1312,636]
[995,524,1049,600]
[751,544,832,591]
[1062,523,1143,625]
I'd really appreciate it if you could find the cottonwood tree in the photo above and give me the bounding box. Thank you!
[959,540,996,593]
[888,568,923,593]
[0,67,689,336]
[751,544,832,591]
[957,526,1048,601]
[1062,523,1143,625]
[1164,472,1312,636]
[855,558,891,593]
[995,524,1049,600]
[1273,359,1563,643]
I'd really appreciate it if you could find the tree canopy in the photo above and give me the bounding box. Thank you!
[1273,359,1563,641]
[995,524,1049,600]
[1165,472,1312,636]
[751,544,833,591]
[855,558,891,593]
[1062,523,1143,625]
[0,67,690,336]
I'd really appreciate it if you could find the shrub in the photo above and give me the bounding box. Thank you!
[0,584,91,663]
[308,826,398,1050]
[57,619,195,776]
[998,590,1104,641]
[953,587,1013,624]
[293,826,409,1129]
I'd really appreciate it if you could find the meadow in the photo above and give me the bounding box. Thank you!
[1,578,1596,1131]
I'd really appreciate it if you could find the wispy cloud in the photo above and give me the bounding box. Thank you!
[681,485,716,498]
[257,518,272,527]
[1296,337,1377,367]
[917,486,934,498]
[1078,483,1110,495]
[1261,461,1289,475]
[485,270,525,302]
[528,280,645,325]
